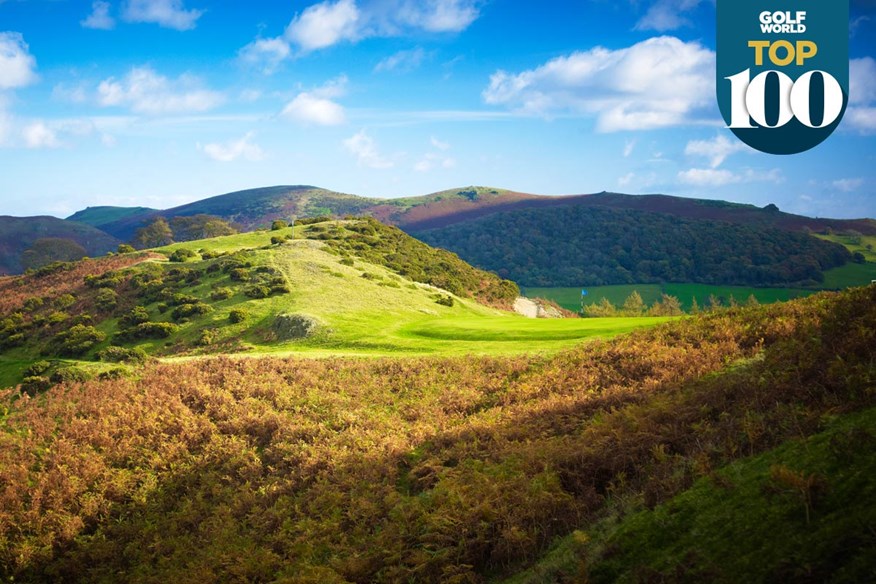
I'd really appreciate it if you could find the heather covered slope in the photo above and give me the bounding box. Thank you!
[0,285,873,582]
[88,185,876,240]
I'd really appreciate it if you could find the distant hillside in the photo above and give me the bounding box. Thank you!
[0,216,120,275]
[7,185,874,281]
[393,190,876,235]
[67,206,156,230]
[98,186,382,240]
[414,204,853,287]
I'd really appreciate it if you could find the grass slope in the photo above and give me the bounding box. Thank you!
[0,286,873,582]
[508,406,876,584]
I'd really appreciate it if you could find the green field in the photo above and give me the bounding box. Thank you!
[819,261,876,289]
[816,233,876,262]
[524,283,817,312]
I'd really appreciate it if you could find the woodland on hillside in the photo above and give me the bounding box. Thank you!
[416,205,852,287]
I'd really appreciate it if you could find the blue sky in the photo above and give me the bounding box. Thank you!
[0,0,874,218]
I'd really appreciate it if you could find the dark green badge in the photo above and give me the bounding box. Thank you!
[717,1,849,155]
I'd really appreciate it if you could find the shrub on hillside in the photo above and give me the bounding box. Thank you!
[229,268,251,282]
[171,302,212,321]
[95,288,119,312]
[435,295,455,307]
[23,360,52,377]
[97,346,148,364]
[120,307,150,328]
[23,297,44,311]
[116,322,179,341]
[210,288,233,301]
[229,309,247,324]
[196,329,217,346]
[53,324,106,357]
[245,285,271,299]
[50,367,91,384]
[19,376,51,396]
[169,248,198,263]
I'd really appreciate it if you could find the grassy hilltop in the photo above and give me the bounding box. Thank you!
[0,218,672,389]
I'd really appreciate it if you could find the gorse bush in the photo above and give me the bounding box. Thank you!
[51,324,105,357]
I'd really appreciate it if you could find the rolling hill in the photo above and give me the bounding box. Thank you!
[96,186,384,240]
[66,205,156,230]
[13,185,872,288]
[82,185,876,240]
[0,216,120,275]
[0,217,677,388]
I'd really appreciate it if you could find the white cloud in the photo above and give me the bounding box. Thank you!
[483,36,715,132]
[282,94,345,126]
[122,0,203,31]
[623,139,636,157]
[833,178,864,192]
[848,57,876,134]
[684,134,748,168]
[0,32,38,90]
[344,129,393,168]
[850,57,876,106]
[850,15,870,37]
[200,131,264,162]
[240,0,479,67]
[281,76,347,125]
[22,121,61,149]
[52,82,89,104]
[414,135,454,171]
[237,38,291,74]
[635,0,703,32]
[0,103,11,146]
[82,1,116,30]
[374,47,426,73]
[430,136,450,150]
[392,0,479,33]
[678,167,783,187]
[97,66,224,115]
[618,172,635,188]
[414,152,455,172]
[285,0,361,51]
[846,107,876,132]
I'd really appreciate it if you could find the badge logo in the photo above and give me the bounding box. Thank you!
[716,1,849,155]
